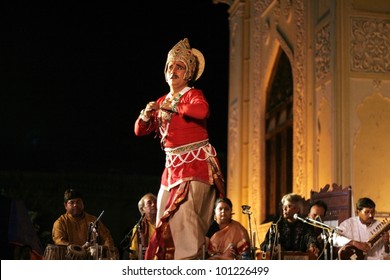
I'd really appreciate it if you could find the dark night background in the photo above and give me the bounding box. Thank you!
[0,1,230,255]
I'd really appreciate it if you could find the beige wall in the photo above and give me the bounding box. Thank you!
[219,0,390,240]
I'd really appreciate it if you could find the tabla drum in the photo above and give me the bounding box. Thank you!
[87,245,105,260]
[43,244,67,260]
[87,245,119,260]
[108,246,119,260]
[66,244,87,260]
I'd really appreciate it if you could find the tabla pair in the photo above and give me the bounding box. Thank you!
[43,244,119,260]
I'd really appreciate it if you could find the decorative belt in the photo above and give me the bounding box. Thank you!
[164,140,209,155]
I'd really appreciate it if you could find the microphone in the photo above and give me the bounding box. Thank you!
[293,213,323,225]
[242,205,252,214]
[293,213,322,225]
[293,214,343,233]
[293,213,309,223]
[87,210,105,245]
[91,210,105,229]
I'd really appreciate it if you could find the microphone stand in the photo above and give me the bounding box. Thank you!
[265,223,276,260]
[119,227,136,252]
[269,216,281,260]
[120,214,145,260]
[318,226,336,260]
[321,229,329,260]
[316,216,329,260]
[87,210,104,260]
[242,206,255,259]
[294,214,340,260]
[137,215,144,260]
[326,228,338,260]
[276,231,281,260]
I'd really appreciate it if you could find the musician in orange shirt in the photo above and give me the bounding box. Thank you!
[51,189,116,259]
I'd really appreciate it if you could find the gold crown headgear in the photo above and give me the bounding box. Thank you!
[164,38,205,82]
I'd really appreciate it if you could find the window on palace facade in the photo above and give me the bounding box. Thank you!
[265,50,293,221]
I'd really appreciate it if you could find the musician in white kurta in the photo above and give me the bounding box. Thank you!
[333,198,389,260]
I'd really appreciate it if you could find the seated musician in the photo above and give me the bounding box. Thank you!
[260,193,319,259]
[307,200,329,259]
[128,193,157,260]
[205,197,251,260]
[334,197,390,260]
[51,189,116,257]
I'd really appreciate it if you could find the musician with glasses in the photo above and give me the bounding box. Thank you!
[335,197,390,260]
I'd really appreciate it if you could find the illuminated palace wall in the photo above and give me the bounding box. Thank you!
[217,0,390,238]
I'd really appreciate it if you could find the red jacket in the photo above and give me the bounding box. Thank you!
[134,88,216,190]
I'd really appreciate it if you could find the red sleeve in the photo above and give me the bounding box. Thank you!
[134,117,157,136]
[176,89,209,120]
[134,95,167,136]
